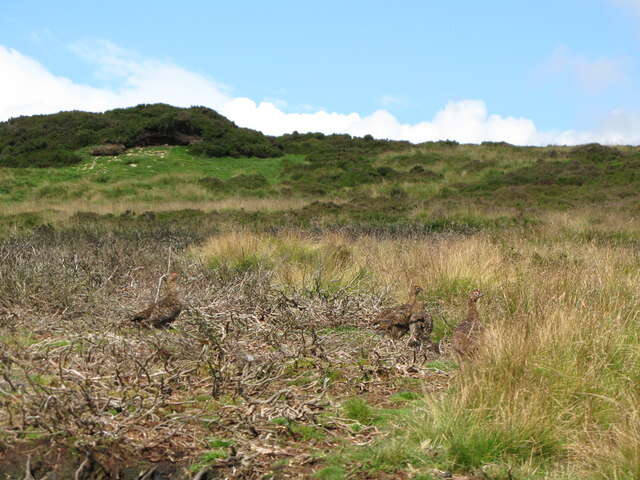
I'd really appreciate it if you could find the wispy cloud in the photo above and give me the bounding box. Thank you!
[543,45,629,94]
[379,95,407,107]
[1,41,639,145]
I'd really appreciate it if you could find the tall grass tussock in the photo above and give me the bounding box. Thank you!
[323,213,640,479]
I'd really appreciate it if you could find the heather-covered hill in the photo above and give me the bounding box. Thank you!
[0,103,413,168]
[0,103,281,167]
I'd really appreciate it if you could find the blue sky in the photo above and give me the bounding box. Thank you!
[2,0,640,144]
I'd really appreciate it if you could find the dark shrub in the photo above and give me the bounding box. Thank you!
[0,103,283,167]
[188,130,282,158]
[417,139,459,148]
[481,141,513,148]
[225,129,282,158]
[226,174,269,190]
[389,185,408,198]
[570,143,623,162]
[198,176,226,191]
[376,166,400,177]
[91,144,126,156]
[189,142,231,158]
[1,149,83,168]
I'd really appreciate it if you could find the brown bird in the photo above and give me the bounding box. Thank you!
[406,303,434,348]
[131,272,183,328]
[375,285,432,344]
[452,289,485,358]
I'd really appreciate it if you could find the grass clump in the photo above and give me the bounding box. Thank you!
[321,216,640,478]
[313,466,346,480]
[188,437,236,472]
[342,398,379,426]
[389,391,422,403]
[423,403,562,470]
[193,231,368,293]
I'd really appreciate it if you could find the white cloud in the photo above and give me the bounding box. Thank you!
[0,43,638,146]
[536,110,640,145]
[610,0,640,14]
[544,46,628,93]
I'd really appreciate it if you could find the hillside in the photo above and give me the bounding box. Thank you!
[1,130,640,235]
[0,104,411,168]
[0,103,282,167]
[3,107,640,479]
[3,105,640,220]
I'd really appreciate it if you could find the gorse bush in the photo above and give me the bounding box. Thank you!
[0,149,82,168]
[91,144,126,156]
[187,128,282,158]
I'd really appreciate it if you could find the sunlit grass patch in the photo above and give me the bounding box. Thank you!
[192,231,370,293]
[342,397,379,426]
[389,391,422,403]
[189,445,231,472]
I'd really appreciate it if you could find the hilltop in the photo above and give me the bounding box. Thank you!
[0,103,409,168]
[0,104,279,167]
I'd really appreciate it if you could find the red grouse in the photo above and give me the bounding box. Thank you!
[131,272,183,328]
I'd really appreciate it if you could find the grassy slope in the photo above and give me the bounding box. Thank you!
[3,142,640,217]
[0,146,305,207]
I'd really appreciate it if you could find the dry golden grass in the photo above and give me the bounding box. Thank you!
[193,229,510,302]
[194,212,640,477]
[400,220,640,477]
[0,196,315,218]
[3,201,640,477]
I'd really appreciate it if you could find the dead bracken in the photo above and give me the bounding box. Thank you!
[0,228,449,478]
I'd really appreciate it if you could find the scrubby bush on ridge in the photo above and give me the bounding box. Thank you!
[0,104,416,168]
[0,104,278,167]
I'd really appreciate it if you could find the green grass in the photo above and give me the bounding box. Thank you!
[4,141,640,220]
[0,146,305,205]
[313,466,346,480]
[389,391,423,403]
[188,437,236,472]
[317,403,434,477]
[342,397,379,425]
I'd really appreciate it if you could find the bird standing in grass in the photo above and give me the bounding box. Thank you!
[452,289,485,358]
[407,302,433,348]
[131,272,183,328]
[375,285,432,345]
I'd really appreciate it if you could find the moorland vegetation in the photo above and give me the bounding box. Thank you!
[1,105,640,479]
